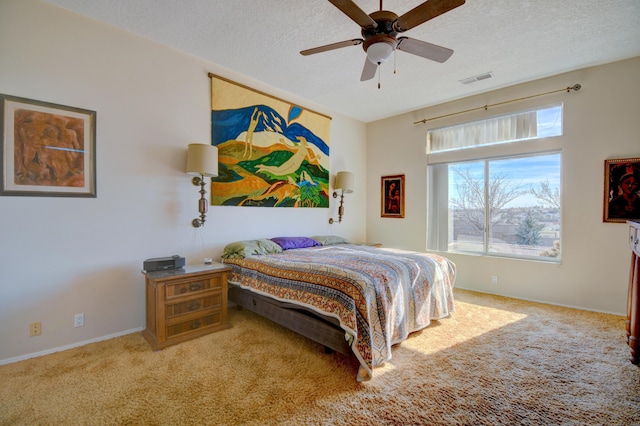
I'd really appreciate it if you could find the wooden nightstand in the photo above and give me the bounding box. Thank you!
[142,263,231,350]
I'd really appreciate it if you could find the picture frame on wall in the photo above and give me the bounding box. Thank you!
[381,174,405,218]
[208,74,331,208]
[603,157,640,223]
[0,94,96,197]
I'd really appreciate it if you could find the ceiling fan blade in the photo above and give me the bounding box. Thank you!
[328,0,378,29]
[300,39,363,56]
[360,58,377,81]
[394,0,465,32]
[397,37,453,63]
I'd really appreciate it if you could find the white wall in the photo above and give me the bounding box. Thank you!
[366,57,640,315]
[0,0,367,363]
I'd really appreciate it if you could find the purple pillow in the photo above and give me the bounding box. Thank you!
[270,236,321,250]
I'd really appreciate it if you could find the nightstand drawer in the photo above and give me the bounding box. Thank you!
[166,312,222,338]
[166,275,224,299]
[166,293,222,318]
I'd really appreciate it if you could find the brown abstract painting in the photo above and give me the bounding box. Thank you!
[1,94,96,197]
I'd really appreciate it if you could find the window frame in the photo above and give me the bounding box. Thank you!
[426,104,564,263]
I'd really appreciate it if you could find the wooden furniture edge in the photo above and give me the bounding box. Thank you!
[228,285,352,355]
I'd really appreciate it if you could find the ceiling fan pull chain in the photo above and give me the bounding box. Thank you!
[378,63,381,89]
[394,50,397,75]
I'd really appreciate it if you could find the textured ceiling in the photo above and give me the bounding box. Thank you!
[41,0,640,122]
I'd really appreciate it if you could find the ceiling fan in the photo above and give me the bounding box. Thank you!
[300,0,465,86]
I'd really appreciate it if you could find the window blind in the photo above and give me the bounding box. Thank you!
[428,109,540,153]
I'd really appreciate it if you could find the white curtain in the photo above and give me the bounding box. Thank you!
[426,164,450,251]
[428,110,538,153]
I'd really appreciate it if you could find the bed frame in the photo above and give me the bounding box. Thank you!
[228,284,352,355]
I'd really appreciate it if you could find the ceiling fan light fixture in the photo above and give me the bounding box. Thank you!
[366,41,394,64]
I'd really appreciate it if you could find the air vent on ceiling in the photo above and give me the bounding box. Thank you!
[459,72,494,85]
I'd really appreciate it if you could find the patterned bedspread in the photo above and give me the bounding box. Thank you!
[223,244,456,381]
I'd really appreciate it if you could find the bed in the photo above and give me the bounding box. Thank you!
[221,236,456,381]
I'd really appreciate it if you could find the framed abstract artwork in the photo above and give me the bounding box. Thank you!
[603,157,640,223]
[208,74,331,208]
[381,174,405,218]
[0,94,96,197]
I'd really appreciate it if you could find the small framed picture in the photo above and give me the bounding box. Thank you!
[0,94,96,197]
[603,157,640,223]
[381,174,405,218]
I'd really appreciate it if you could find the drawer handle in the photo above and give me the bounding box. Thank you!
[190,319,201,330]
[190,282,203,291]
[189,301,201,311]
[252,298,257,306]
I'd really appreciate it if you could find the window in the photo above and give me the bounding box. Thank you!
[428,104,562,153]
[427,105,562,262]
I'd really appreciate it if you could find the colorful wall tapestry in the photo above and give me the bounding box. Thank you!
[209,74,331,208]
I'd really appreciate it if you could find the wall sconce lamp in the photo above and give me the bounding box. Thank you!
[329,171,354,224]
[186,143,218,228]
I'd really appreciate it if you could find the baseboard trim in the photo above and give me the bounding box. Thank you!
[0,327,145,366]
[455,286,624,317]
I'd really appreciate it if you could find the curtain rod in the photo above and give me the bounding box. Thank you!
[413,84,582,125]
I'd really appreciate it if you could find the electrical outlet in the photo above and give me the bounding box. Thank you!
[74,313,84,328]
[491,275,498,284]
[30,322,41,337]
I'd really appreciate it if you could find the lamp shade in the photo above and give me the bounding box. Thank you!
[186,143,218,177]
[335,171,354,194]
[366,41,394,64]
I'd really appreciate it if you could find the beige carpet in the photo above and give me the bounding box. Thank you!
[1,289,639,425]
